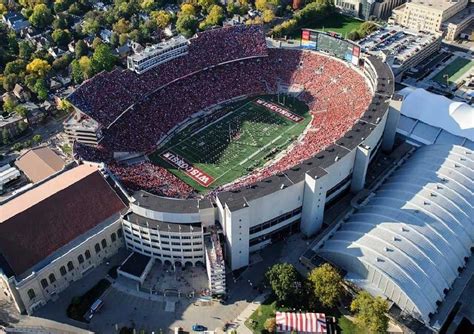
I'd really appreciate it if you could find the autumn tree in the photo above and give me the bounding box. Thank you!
[307,263,343,307]
[351,291,389,333]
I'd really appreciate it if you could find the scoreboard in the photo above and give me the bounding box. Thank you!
[301,29,361,66]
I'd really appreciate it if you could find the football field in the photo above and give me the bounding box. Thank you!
[149,95,310,192]
[433,57,474,86]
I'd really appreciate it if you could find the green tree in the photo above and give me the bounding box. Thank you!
[92,36,103,49]
[3,74,18,91]
[29,4,53,28]
[347,30,361,41]
[18,41,34,60]
[358,21,378,37]
[71,59,83,83]
[199,4,224,30]
[52,29,72,47]
[113,18,131,34]
[82,17,101,35]
[179,3,196,16]
[176,14,198,37]
[92,44,116,72]
[18,121,28,133]
[2,128,10,145]
[52,54,72,71]
[152,10,171,29]
[351,291,389,333]
[78,56,94,79]
[74,40,89,59]
[307,263,343,307]
[265,263,300,304]
[33,79,48,100]
[4,60,27,76]
[264,317,277,333]
[14,105,28,118]
[262,9,275,23]
[32,134,42,143]
[3,96,17,113]
[198,0,217,13]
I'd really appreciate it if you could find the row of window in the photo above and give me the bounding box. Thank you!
[125,229,202,246]
[129,243,203,260]
[128,225,202,239]
[126,235,203,253]
[249,207,302,235]
[27,230,122,301]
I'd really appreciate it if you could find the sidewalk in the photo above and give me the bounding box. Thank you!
[231,292,269,334]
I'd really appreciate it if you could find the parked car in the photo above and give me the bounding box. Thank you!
[192,324,207,331]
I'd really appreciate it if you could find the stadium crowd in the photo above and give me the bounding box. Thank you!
[71,26,373,198]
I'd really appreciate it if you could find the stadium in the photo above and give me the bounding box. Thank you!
[68,25,394,271]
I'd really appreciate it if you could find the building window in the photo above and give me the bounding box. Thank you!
[27,288,36,300]
[60,266,67,276]
[95,243,101,253]
[41,279,48,289]
[78,254,84,264]
[67,261,74,272]
[111,233,117,242]
[101,239,107,248]
[117,229,123,238]
[49,273,56,284]
[85,250,91,260]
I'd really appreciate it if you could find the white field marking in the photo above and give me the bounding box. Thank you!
[164,100,254,153]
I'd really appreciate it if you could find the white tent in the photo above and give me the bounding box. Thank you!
[399,87,474,141]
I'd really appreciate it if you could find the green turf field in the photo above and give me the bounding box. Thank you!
[433,57,474,86]
[149,95,310,192]
[293,13,364,38]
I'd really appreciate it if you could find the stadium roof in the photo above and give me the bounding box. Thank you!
[0,164,126,277]
[319,144,473,323]
[15,146,65,183]
[399,87,474,141]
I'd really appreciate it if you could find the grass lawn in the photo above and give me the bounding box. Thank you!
[433,57,474,86]
[245,294,344,334]
[292,13,365,38]
[149,95,310,192]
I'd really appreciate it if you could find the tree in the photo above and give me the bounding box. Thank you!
[26,58,51,77]
[264,318,277,333]
[176,14,198,37]
[179,3,196,16]
[141,0,158,12]
[33,134,42,143]
[265,263,300,304]
[351,291,389,333]
[0,4,7,15]
[73,40,87,60]
[18,41,34,60]
[358,21,378,36]
[4,60,27,76]
[71,59,83,83]
[2,128,10,145]
[52,29,72,47]
[33,79,48,100]
[347,30,360,41]
[199,5,225,30]
[152,10,171,29]
[82,17,101,35]
[78,56,93,79]
[198,0,217,13]
[92,44,116,72]
[14,105,28,118]
[3,74,18,91]
[113,18,131,34]
[92,37,102,49]
[262,9,275,23]
[52,54,72,71]
[307,263,343,307]
[29,4,53,28]
[3,96,17,113]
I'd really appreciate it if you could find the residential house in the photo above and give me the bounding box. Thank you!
[22,102,45,125]
[13,84,31,102]
[2,12,30,32]
[99,29,113,43]
[0,114,27,141]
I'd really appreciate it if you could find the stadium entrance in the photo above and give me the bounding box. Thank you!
[148,95,310,192]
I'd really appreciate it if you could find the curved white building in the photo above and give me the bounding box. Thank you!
[319,144,474,324]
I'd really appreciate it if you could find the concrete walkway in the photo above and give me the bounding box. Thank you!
[231,292,269,334]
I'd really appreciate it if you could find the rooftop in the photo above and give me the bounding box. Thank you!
[0,164,126,277]
[15,146,66,183]
[406,0,464,11]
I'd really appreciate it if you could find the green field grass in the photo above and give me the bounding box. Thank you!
[433,57,474,86]
[297,13,365,38]
[148,95,310,192]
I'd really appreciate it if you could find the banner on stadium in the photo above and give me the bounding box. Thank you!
[276,312,327,333]
[161,151,214,187]
[255,99,303,123]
